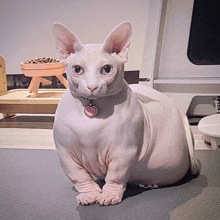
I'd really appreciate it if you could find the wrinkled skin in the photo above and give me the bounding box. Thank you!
[53,22,199,205]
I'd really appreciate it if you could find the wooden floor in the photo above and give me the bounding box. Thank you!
[0,113,211,150]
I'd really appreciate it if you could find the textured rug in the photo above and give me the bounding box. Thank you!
[0,149,219,220]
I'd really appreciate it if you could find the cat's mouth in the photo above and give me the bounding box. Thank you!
[71,82,109,100]
[82,95,98,100]
[80,93,101,100]
[83,89,107,100]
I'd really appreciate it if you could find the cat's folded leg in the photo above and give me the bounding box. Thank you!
[98,182,125,205]
[75,181,102,205]
[58,152,102,205]
[97,153,135,206]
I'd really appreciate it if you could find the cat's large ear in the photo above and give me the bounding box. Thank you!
[103,22,132,62]
[53,23,83,60]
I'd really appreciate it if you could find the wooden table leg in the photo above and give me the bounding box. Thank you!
[56,75,68,88]
[28,77,35,93]
[40,78,52,85]
[28,76,41,97]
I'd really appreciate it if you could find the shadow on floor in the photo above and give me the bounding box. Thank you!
[0,115,54,129]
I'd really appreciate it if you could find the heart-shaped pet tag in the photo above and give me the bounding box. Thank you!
[84,105,98,118]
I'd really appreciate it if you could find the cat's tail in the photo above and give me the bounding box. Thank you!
[183,116,200,176]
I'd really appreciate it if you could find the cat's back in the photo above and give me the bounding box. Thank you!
[129,83,183,139]
[129,84,173,104]
[129,84,178,116]
[129,84,189,185]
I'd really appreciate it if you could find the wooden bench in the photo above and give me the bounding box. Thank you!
[0,56,65,117]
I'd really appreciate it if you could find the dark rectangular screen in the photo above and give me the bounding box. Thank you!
[188,0,220,65]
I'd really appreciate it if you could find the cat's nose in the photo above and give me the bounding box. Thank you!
[87,86,98,92]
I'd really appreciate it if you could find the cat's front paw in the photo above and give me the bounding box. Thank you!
[76,191,101,205]
[97,192,122,206]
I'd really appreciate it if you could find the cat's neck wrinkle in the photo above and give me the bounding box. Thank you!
[78,83,131,119]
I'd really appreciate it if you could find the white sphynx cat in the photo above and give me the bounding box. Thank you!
[53,21,199,206]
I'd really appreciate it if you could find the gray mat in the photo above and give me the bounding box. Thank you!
[0,149,220,220]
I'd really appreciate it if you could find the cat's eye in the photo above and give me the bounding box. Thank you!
[72,65,84,75]
[101,65,113,75]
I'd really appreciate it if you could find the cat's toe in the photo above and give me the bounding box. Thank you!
[98,193,112,206]
[76,192,100,205]
[98,193,122,206]
[111,196,122,205]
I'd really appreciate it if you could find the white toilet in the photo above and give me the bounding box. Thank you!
[198,114,220,149]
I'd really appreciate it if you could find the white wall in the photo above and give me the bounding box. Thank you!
[0,0,149,75]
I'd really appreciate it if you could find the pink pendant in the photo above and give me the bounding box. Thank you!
[84,105,98,118]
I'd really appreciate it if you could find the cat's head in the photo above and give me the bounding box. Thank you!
[53,22,132,99]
